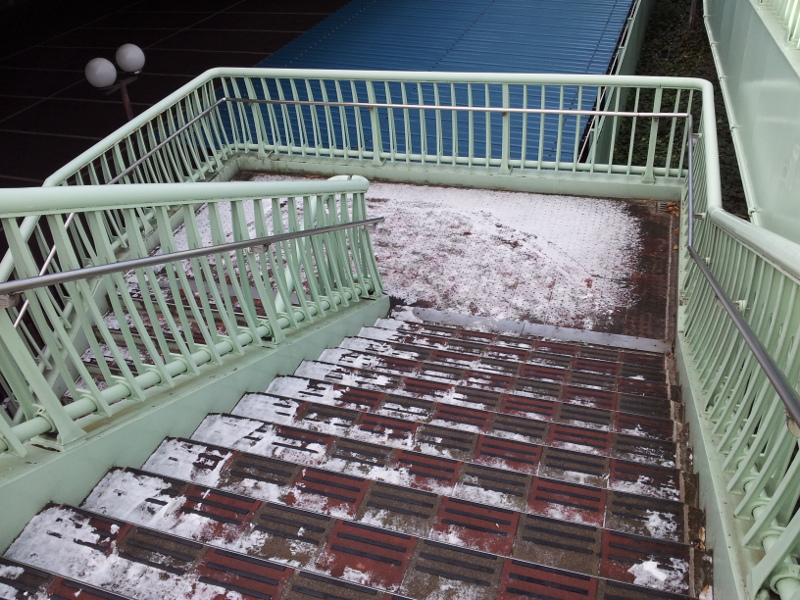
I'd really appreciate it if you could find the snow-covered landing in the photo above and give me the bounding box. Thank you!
[251,175,644,330]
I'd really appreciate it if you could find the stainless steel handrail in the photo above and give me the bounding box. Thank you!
[232,97,688,118]
[684,115,800,427]
[20,87,799,424]
[0,217,384,306]
[109,94,693,186]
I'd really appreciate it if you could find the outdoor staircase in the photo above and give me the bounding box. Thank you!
[0,309,711,600]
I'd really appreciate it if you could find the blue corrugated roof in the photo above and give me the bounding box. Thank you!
[258,0,632,74]
[246,0,635,161]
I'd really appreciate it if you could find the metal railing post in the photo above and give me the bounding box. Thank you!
[367,81,384,166]
[501,84,511,173]
[641,87,663,184]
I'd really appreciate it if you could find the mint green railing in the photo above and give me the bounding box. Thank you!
[0,179,382,455]
[762,0,800,47]
[43,69,700,198]
[2,69,800,598]
[680,118,800,599]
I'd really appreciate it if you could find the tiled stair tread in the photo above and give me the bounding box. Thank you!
[368,318,668,367]
[238,389,681,471]
[7,308,706,600]
[0,556,136,600]
[189,407,685,506]
[333,335,668,383]
[266,370,680,448]
[5,503,700,600]
[100,463,704,594]
[293,358,677,420]
[92,464,699,560]
[327,341,672,401]
[143,436,699,545]
[311,351,677,420]
[3,504,366,600]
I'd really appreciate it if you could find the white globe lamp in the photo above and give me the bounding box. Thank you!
[84,57,117,89]
[115,43,145,74]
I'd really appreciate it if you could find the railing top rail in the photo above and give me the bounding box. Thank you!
[0,217,384,305]
[0,179,369,286]
[0,179,369,219]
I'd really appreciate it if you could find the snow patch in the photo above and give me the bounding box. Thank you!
[83,470,179,522]
[610,475,679,501]
[391,306,424,323]
[142,438,228,487]
[233,394,302,425]
[0,566,24,580]
[645,510,679,540]
[5,507,236,600]
[628,558,689,594]
[346,181,641,329]
[192,414,266,452]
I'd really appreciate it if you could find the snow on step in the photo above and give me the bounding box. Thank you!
[6,504,402,600]
[293,356,672,413]
[337,336,430,361]
[359,318,668,375]
[100,453,699,597]
[143,437,692,546]
[0,556,136,600]
[262,375,679,467]
[4,506,256,600]
[330,336,668,385]
[286,357,674,421]
[187,407,682,509]
[5,501,697,599]
[297,353,674,432]
[267,368,679,443]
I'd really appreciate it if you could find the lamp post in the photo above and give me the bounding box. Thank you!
[85,43,146,121]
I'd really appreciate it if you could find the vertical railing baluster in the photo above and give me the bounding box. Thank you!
[450,82,458,166]
[571,85,582,169]
[626,88,641,175]
[305,80,323,158]
[418,82,428,164]
[554,85,565,170]
[520,85,528,170]
[642,86,663,184]
[434,82,443,166]
[400,82,412,162]
[484,83,491,168]
[366,80,383,166]
[538,84,546,169]
[468,83,475,168]
[501,83,511,173]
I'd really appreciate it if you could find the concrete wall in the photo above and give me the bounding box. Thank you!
[705,0,800,243]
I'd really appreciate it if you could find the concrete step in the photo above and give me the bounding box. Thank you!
[4,307,709,599]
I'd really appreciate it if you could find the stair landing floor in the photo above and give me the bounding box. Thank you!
[246,175,680,342]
